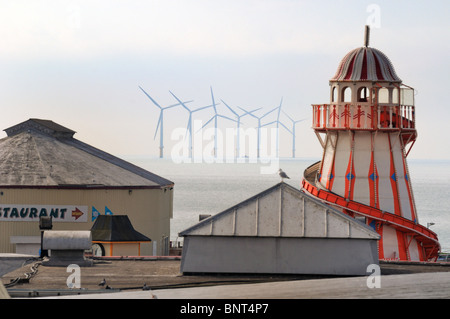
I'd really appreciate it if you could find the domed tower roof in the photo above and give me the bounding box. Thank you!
[331,46,401,83]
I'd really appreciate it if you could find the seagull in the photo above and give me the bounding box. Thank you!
[278,169,290,181]
[143,283,151,291]
[99,278,106,287]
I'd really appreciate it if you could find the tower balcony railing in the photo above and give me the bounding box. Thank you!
[312,103,415,131]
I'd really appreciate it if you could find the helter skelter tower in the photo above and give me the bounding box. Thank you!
[302,26,440,261]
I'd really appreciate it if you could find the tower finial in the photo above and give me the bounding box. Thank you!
[364,25,370,47]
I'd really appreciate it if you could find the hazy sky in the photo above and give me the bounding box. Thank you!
[0,0,449,160]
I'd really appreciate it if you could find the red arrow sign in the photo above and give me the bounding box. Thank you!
[72,208,84,220]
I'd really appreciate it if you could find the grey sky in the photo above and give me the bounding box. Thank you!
[0,0,448,160]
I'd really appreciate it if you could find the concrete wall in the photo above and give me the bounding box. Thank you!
[181,236,379,276]
[10,236,41,255]
[0,187,173,255]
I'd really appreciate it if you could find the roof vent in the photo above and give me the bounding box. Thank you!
[42,230,93,267]
[91,215,151,242]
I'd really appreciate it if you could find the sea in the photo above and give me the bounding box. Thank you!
[129,157,450,253]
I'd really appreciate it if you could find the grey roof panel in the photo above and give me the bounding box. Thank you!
[62,138,173,186]
[0,119,173,187]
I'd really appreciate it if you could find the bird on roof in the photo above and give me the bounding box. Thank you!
[99,278,106,287]
[143,283,151,291]
[278,169,290,181]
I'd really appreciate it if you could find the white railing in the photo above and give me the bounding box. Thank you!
[312,104,415,131]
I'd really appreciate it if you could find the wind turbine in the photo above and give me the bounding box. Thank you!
[139,86,193,158]
[283,111,307,158]
[201,87,237,157]
[220,99,261,158]
[260,98,290,158]
[169,91,213,159]
[239,106,278,158]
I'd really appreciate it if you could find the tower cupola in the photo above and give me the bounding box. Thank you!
[315,26,416,135]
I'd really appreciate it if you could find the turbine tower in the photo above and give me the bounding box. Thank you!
[260,98,290,158]
[282,111,306,158]
[169,91,213,159]
[274,98,283,157]
[239,106,278,158]
[139,86,192,158]
[201,87,236,157]
[221,99,261,158]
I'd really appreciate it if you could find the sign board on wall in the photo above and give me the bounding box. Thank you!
[0,205,88,222]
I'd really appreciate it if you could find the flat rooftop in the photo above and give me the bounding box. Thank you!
[2,258,450,299]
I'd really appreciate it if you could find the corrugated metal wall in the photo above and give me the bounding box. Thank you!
[0,187,173,255]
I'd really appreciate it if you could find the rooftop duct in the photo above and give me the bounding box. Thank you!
[42,231,93,267]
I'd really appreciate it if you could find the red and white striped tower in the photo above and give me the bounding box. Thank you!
[302,26,440,261]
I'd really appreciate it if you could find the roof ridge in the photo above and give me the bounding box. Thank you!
[179,182,380,239]
[61,138,173,186]
[4,119,76,138]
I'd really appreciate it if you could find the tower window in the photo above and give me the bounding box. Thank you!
[332,86,337,102]
[378,88,389,103]
[357,87,369,102]
[342,87,351,103]
[392,88,399,104]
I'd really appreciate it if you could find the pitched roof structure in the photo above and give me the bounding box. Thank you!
[330,46,401,83]
[179,182,380,240]
[0,119,173,188]
[91,215,151,242]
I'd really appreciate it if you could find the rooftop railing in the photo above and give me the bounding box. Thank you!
[312,103,415,131]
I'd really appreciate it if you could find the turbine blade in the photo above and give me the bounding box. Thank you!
[279,121,293,134]
[248,107,262,114]
[165,100,194,109]
[238,106,258,118]
[154,114,162,140]
[139,86,162,109]
[210,86,217,111]
[185,116,191,140]
[210,86,215,103]
[217,114,237,122]
[201,116,215,129]
[169,91,191,112]
[261,106,278,118]
[220,99,239,117]
[277,99,283,120]
[261,121,276,127]
[237,106,249,113]
[282,110,294,122]
[193,104,214,112]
